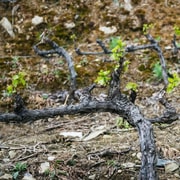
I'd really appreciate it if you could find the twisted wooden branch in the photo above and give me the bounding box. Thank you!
[0,35,179,180]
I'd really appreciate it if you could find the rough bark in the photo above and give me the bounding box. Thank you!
[33,34,77,91]
[0,88,178,180]
[0,35,179,180]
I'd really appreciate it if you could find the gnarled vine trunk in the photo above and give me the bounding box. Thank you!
[0,34,179,179]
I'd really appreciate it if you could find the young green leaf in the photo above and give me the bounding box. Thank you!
[153,62,163,80]
[95,70,111,86]
[167,73,180,93]
[123,60,130,72]
[125,82,138,92]
[7,85,14,94]
[174,26,180,36]
[109,37,126,61]
[143,23,154,35]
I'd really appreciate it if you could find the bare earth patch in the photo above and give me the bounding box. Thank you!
[0,0,180,179]
[0,96,179,179]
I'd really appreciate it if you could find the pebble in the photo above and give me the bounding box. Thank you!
[64,22,75,29]
[99,26,117,35]
[39,162,50,174]
[8,150,16,159]
[0,173,12,180]
[32,15,43,26]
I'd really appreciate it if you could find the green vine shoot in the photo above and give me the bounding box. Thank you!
[6,71,28,96]
[95,37,127,86]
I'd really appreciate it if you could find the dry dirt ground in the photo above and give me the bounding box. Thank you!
[0,0,180,179]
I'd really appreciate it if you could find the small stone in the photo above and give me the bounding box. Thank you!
[0,17,15,38]
[8,150,16,159]
[39,162,50,174]
[164,46,172,50]
[60,131,82,138]
[0,173,12,180]
[99,26,117,35]
[124,0,133,11]
[165,162,179,173]
[64,22,75,29]
[103,134,112,139]
[136,152,142,160]
[48,156,55,161]
[22,172,36,180]
[32,15,43,26]
[88,174,96,180]
[2,158,10,163]
[131,152,136,157]
[122,162,135,168]
[118,169,122,173]
[174,173,180,178]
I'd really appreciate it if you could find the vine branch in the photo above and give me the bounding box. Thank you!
[0,34,179,180]
[33,36,77,92]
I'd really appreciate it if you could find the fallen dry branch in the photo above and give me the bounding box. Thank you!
[0,35,179,179]
[87,148,131,158]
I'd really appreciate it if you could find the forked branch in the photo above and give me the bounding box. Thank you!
[0,34,179,180]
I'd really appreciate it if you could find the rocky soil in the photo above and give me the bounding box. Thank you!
[0,0,180,179]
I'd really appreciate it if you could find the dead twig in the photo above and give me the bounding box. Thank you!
[87,148,131,159]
